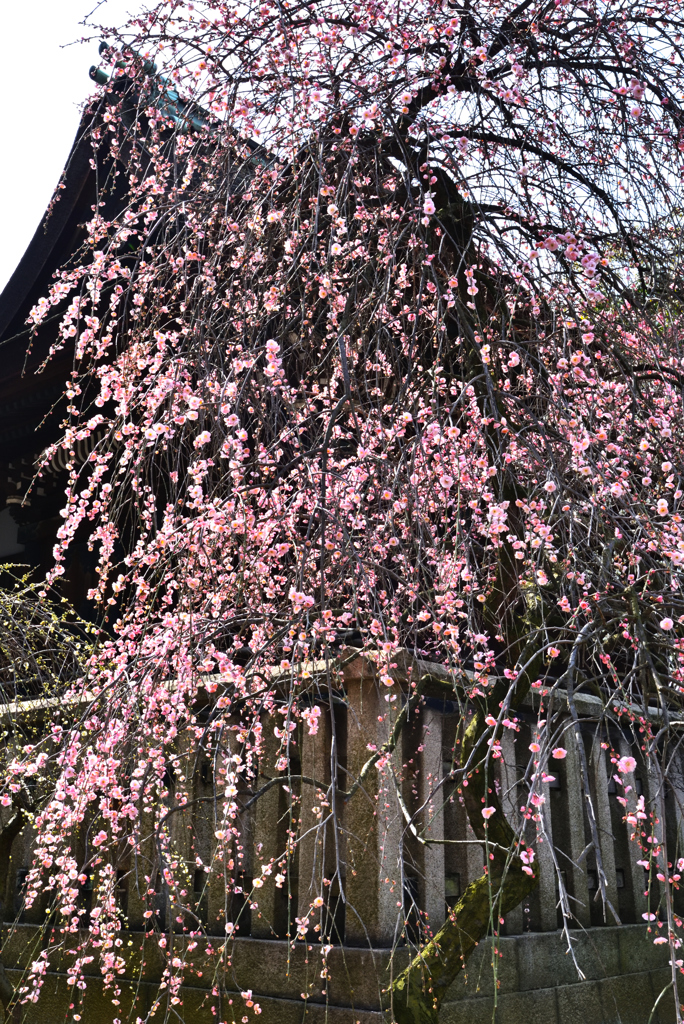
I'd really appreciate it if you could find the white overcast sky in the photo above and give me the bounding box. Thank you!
[0,0,141,292]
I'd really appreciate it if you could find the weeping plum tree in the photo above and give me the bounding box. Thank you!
[0,574,93,1020]
[6,0,684,1020]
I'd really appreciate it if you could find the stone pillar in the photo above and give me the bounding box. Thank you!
[669,745,684,873]
[464,817,484,885]
[186,752,231,937]
[500,730,523,935]
[667,746,684,928]
[168,738,195,932]
[126,803,155,930]
[462,714,484,888]
[344,654,402,946]
[419,707,445,932]
[563,731,591,927]
[536,789,558,931]
[297,704,333,931]
[618,734,648,920]
[250,721,282,938]
[645,758,668,911]
[4,818,33,923]
[591,737,620,922]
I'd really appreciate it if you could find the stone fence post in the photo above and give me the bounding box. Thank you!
[343,653,403,946]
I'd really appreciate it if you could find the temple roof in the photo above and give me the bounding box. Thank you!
[0,59,265,474]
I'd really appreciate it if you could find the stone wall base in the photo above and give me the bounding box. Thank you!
[2,924,677,1023]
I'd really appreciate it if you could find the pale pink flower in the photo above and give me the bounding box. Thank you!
[302,706,321,736]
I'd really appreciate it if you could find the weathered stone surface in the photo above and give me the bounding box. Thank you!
[516,927,621,990]
[600,970,663,1024]
[648,968,678,1024]
[618,923,673,974]
[344,658,403,948]
[555,978,605,1024]
[444,936,520,1001]
[443,985,560,1024]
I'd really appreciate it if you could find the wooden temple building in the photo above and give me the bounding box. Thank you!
[0,113,107,611]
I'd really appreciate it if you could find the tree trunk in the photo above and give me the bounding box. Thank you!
[389,678,540,1023]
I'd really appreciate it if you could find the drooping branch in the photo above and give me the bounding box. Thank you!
[0,807,26,1022]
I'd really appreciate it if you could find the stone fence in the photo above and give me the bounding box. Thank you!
[3,651,684,1022]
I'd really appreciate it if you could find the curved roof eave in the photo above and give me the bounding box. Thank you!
[0,111,95,347]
